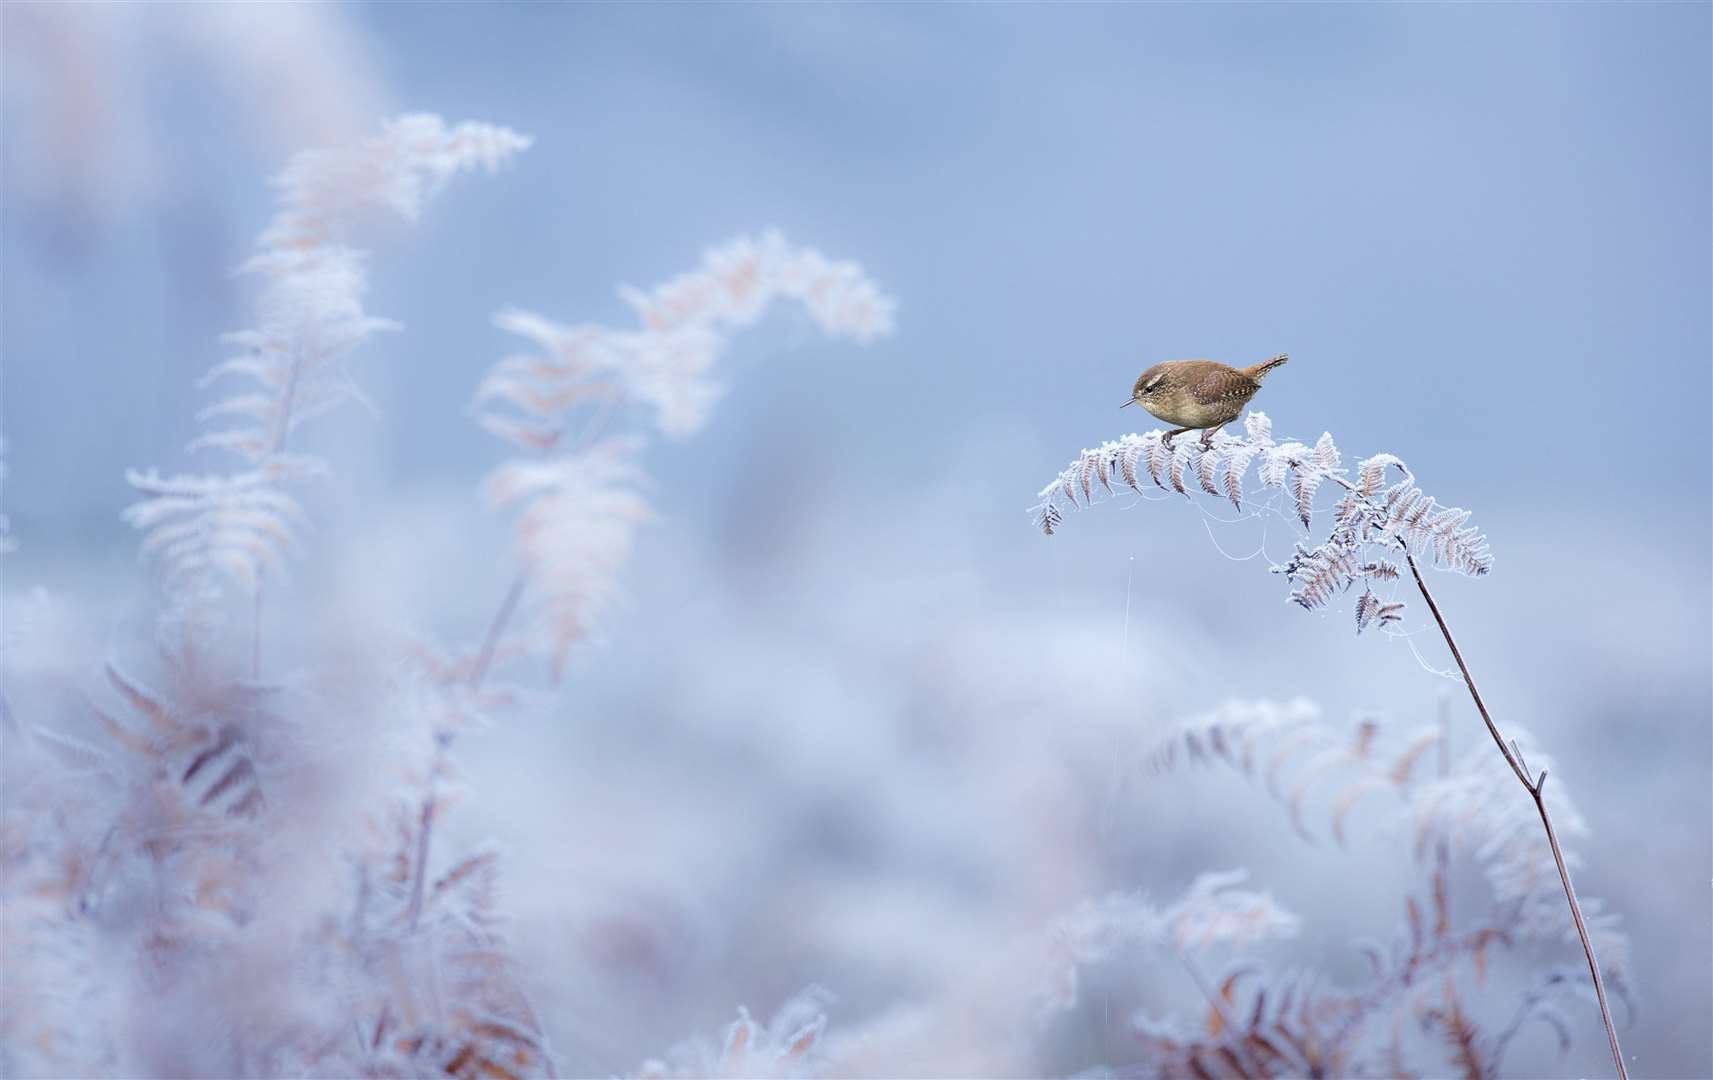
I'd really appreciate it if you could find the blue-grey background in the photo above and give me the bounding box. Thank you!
[4,3,1708,1076]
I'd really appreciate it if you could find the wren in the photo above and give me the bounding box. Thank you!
[1123,354,1289,448]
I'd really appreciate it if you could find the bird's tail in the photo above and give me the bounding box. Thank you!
[1245,353,1289,381]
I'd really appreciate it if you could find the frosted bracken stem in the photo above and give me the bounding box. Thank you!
[1404,553,1627,1079]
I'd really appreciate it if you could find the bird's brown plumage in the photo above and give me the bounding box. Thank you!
[1126,354,1287,445]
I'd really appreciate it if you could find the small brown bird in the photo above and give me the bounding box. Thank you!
[1123,354,1289,447]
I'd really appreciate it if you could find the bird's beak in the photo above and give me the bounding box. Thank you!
[1119,399,1135,409]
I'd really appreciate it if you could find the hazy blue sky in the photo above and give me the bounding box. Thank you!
[6,3,1709,532]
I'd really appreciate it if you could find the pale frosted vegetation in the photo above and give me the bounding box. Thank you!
[1032,418,1632,1077]
[2,114,889,1079]
[1,106,1639,1080]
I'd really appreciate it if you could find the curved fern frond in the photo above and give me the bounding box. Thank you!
[479,231,895,444]
[1031,412,1492,634]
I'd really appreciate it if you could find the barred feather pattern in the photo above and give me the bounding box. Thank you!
[125,115,531,617]
[477,230,896,444]
[1030,412,1493,632]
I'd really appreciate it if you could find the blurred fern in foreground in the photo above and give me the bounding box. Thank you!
[1038,699,1630,1078]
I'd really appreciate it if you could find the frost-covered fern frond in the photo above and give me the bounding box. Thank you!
[1153,699,1628,979]
[122,466,310,601]
[1411,731,1631,987]
[1152,698,1443,845]
[125,115,530,617]
[257,114,533,254]
[473,235,892,677]
[482,439,652,678]
[1044,870,1300,1016]
[1129,967,1351,1080]
[201,114,531,467]
[635,986,833,1079]
[345,832,556,1080]
[1029,412,1491,631]
[478,230,895,442]
[1122,698,1630,1076]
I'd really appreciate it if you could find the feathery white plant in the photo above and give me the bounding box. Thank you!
[1031,413,1629,1076]
[1046,870,1301,1015]
[635,986,833,1080]
[477,229,895,444]
[1152,700,1630,976]
[472,231,895,676]
[124,114,531,621]
[122,465,309,602]
[1030,412,1491,632]
[1042,699,1632,1078]
[481,439,653,677]
[1413,732,1630,978]
[11,110,902,1079]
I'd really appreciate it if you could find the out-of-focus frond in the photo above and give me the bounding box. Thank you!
[1117,699,1630,1078]
[483,440,652,679]
[351,831,556,1080]
[1151,698,1443,846]
[125,115,530,619]
[635,986,833,1079]
[258,113,534,253]
[479,230,895,443]
[122,467,308,607]
[1130,968,1351,1079]
[205,114,532,466]
[1044,870,1300,1016]
[472,234,892,676]
[1410,732,1631,989]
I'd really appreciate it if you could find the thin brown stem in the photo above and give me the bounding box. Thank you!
[1404,552,1627,1079]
